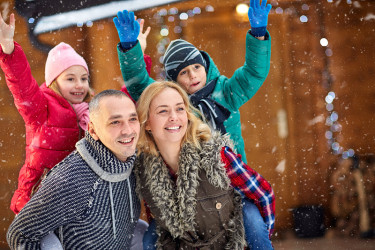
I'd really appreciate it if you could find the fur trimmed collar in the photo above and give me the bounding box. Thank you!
[135,133,232,237]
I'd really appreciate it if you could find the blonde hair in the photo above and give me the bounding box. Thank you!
[48,80,94,103]
[136,81,211,156]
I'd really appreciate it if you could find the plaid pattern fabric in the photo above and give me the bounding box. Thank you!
[221,146,275,238]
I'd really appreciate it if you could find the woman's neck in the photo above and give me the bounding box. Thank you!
[157,142,180,173]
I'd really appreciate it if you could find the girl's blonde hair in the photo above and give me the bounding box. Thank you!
[48,81,94,103]
[136,81,211,156]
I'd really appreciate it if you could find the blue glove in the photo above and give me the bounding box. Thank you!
[248,0,272,37]
[113,10,140,49]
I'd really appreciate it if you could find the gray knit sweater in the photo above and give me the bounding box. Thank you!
[7,133,140,249]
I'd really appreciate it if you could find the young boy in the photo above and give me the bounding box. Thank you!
[114,0,271,165]
[113,1,273,249]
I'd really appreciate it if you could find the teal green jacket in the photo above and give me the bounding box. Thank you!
[117,31,271,164]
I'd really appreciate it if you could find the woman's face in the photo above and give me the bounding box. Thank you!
[56,65,89,104]
[146,88,188,147]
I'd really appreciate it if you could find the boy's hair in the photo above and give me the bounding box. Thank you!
[89,89,130,120]
[163,39,207,82]
[136,81,211,156]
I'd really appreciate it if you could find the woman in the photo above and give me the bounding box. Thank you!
[134,81,274,249]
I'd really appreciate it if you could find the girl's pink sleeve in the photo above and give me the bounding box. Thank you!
[0,42,47,125]
[143,54,152,75]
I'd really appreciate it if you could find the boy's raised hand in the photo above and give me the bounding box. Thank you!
[0,12,15,54]
[248,0,272,28]
[113,10,140,48]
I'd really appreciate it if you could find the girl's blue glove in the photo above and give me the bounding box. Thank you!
[113,10,140,49]
[248,0,272,37]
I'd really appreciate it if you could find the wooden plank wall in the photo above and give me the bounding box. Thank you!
[0,0,374,247]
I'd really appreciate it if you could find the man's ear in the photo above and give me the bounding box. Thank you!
[88,121,99,141]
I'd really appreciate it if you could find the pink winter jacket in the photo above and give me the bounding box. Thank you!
[0,42,83,214]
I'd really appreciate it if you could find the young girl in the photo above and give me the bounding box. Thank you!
[0,11,153,215]
[0,13,91,214]
[135,81,274,249]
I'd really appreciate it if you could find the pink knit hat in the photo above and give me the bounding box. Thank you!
[45,42,89,87]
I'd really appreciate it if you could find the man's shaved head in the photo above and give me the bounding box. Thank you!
[89,89,131,122]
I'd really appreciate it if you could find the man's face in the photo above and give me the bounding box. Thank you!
[176,64,207,95]
[88,96,140,162]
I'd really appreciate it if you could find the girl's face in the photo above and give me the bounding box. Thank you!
[146,88,188,147]
[56,65,89,104]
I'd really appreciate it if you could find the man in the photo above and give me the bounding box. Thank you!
[7,90,141,249]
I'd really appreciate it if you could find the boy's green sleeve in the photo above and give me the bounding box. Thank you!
[117,41,155,101]
[221,30,271,110]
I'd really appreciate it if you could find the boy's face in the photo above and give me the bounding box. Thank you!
[176,64,207,95]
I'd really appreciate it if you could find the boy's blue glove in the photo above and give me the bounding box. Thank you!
[113,10,140,49]
[248,0,272,37]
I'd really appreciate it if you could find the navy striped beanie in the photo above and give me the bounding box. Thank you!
[163,39,207,82]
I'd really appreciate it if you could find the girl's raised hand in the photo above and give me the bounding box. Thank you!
[137,18,151,54]
[0,12,15,54]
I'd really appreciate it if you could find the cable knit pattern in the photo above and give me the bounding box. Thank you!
[7,133,140,249]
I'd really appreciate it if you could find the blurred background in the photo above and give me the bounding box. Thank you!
[0,0,374,248]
